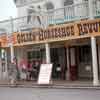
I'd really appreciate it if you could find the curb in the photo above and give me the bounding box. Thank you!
[0,84,100,90]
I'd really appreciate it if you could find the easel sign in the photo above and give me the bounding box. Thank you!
[38,64,52,84]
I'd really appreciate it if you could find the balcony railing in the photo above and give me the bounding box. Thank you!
[48,2,89,24]
[0,1,100,34]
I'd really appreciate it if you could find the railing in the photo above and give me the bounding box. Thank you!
[95,7,100,18]
[48,2,89,24]
[0,11,49,34]
[0,1,100,34]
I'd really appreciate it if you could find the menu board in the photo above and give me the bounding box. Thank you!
[38,64,52,84]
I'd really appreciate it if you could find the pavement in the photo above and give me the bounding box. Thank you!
[0,80,100,89]
[0,87,100,100]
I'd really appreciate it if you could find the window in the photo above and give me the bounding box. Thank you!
[44,2,54,10]
[64,0,73,6]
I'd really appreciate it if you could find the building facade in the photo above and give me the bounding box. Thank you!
[0,0,100,86]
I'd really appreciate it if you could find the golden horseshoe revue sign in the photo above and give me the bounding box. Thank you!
[1,18,100,47]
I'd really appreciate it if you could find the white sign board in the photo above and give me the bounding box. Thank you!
[38,64,52,84]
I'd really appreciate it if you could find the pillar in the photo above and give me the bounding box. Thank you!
[10,44,14,63]
[98,44,100,78]
[10,17,14,63]
[45,43,51,63]
[70,47,77,80]
[4,49,8,80]
[0,58,2,80]
[0,49,8,80]
[66,48,70,80]
[70,48,76,66]
[91,37,99,86]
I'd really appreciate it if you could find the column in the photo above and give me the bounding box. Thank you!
[70,47,76,80]
[1,49,8,80]
[70,48,76,66]
[4,49,8,80]
[10,44,14,63]
[66,48,70,80]
[0,58,2,80]
[10,17,14,63]
[45,43,51,63]
[91,37,99,86]
[98,44,100,78]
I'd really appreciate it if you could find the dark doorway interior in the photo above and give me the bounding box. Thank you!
[50,47,67,80]
[76,45,92,80]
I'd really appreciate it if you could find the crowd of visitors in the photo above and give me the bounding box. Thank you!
[8,57,40,85]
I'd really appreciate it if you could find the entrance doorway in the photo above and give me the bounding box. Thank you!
[27,49,45,80]
[76,45,92,80]
[50,47,67,80]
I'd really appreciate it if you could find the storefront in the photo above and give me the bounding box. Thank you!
[0,18,100,85]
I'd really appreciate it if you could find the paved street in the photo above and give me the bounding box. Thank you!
[0,87,100,100]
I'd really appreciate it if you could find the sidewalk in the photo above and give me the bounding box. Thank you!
[0,80,100,89]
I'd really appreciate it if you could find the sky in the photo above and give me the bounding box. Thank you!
[0,0,17,21]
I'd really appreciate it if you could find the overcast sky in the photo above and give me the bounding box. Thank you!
[0,0,17,21]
